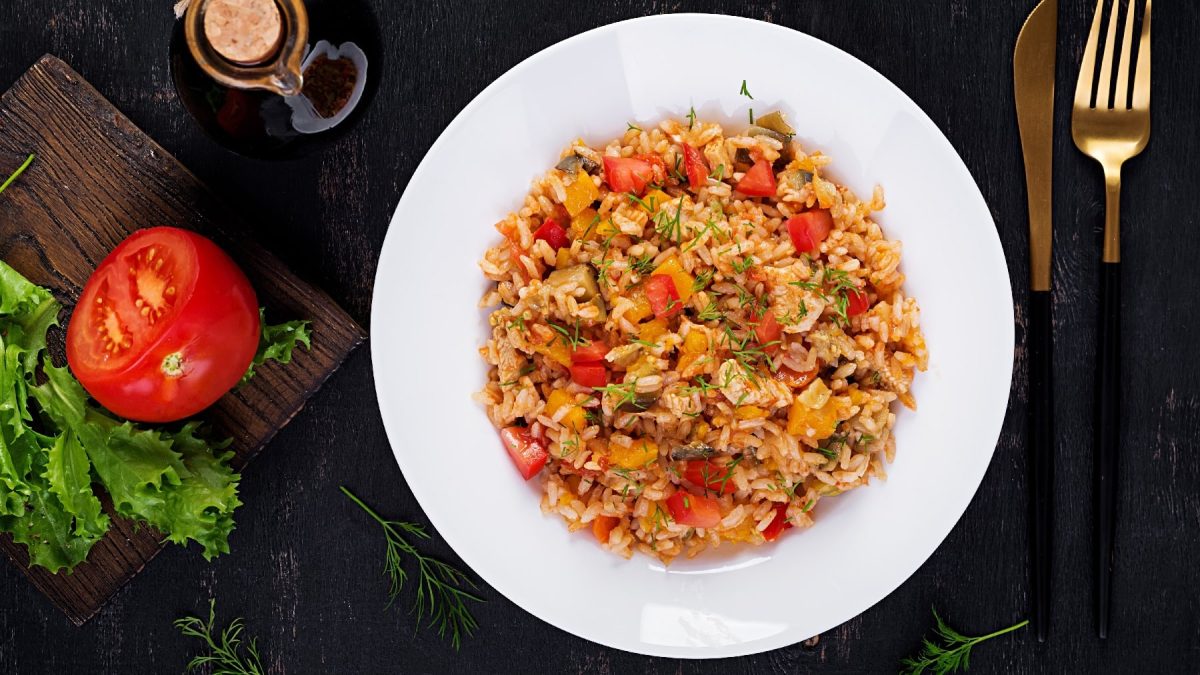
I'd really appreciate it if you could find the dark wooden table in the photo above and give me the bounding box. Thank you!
[2,1,1197,672]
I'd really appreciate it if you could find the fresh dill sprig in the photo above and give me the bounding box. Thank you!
[900,609,1028,675]
[340,487,483,649]
[547,319,587,348]
[681,374,719,397]
[731,255,755,275]
[692,269,714,292]
[710,163,726,181]
[498,364,536,387]
[175,599,265,675]
[686,106,697,130]
[594,379,641,411]
[696,299,725,323]
[738,79,754,99]
[630,254,656,276]
[653,197,686,244]
[627,122,642,132]
[0,154,34,197]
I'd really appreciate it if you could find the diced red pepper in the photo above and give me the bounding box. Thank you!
[786,210,834,254]
[665,490,722,529]
[761,502,793,541]
[533,217,569,250]
[736,158,777,197]
[603,156,657,194]
[682,144,709,190]
[643,274,682,319]
[847,288,870,317]
[592,515,619,543]
[571,339,608,364]
[499,426,549,480]
[753,311,782,356]
[570,362,607,388]
[683,460,738,495]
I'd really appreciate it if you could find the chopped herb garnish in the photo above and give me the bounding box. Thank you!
[731,255,755,274]
[738,79,754,99]
[696,299,724,323]
[692,269,714,292]
[547,319,586,348]
[802,499,815,513]
[686,106,697,130]
[630,254,656,276]
[711,163,726,181]
[748,108,754,125]
[498,364,536,387]
[627,122,642,132]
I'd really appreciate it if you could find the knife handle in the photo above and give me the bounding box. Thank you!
[1028,289,1054,643]
[1095,262,1121,639]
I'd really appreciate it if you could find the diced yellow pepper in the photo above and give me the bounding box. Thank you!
[563,169,600,216]
[735,405,768,420]
[638,318,669,344]
[690,420,711,442]
[720,518,761,543]
[640,189,672,214]
[609,437,659,469]
[596,218,620,238]
[798,378,832,409]
[570,207,600,241]
[546,390,587,432]
[536,337,573,368]
[786,397,839,440]
[677,329,709,372]
[623,286,653,324]
[555,247,572,269]
[652,256,695,302]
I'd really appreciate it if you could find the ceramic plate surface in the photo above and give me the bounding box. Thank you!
[372,14,1013,658]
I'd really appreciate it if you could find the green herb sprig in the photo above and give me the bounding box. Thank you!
[175,599,265,675]
[900,609,1028,675]
[0,153,34,195]
[341,487,483,649]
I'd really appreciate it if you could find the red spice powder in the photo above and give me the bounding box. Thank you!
[302,54,357,118]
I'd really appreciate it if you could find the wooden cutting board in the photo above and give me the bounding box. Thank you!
[0,55,366,625]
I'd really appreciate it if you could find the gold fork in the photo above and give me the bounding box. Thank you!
[1071,0,1152,640]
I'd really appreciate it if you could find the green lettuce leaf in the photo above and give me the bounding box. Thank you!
[242,309,312,382]
[44,431,109,538]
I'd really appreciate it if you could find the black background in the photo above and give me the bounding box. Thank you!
[2,1,1197,673]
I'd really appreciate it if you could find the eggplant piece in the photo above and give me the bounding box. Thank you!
[555,153,600,175]
[615,392,661,414]
[733,147,754,169]
[746,125,791,146]
[754,110,795,137]
[669,443,717,461]
[545,264,607,324]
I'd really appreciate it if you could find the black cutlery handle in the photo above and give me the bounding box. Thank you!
[1094,261,1121,639]
[1028,290,1054,643]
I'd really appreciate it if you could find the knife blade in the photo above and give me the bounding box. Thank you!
[1014,0,1057,644]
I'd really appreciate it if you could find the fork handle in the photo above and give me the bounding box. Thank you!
[1094,261,1121,639]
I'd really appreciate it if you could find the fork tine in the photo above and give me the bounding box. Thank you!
[1096,0,1121,108]
[1114,0,1137,108]
[1076,0,1107,109]
[1133,0,1152,110]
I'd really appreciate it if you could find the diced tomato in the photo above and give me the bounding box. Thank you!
[774,365,818,390]
[753,311,782,355]
[570,362,607,388]
[736,158,777,197]
[665,491,722,529]
[761,502,793,542]
[643,274,682,319]
[603,156,656,195]
[571,339,608,363]
[500,426,549,480]
[683,460,738,495]
[592,515,619,543]
[682,144,709,190]
[634,153,668,185]
[786,210,834,254]
[533,217,569,250]
[847,289,870,317]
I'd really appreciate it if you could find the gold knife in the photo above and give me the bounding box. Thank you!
[1013,0,1057,644]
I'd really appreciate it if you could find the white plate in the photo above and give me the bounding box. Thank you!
[372,14,1012,658]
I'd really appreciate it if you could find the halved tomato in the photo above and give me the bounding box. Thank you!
[665,490,722,529]
[736,158,777,197]
[66,227,260,423]
[500,426,549,480]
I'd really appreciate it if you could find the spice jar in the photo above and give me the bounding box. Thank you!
[170,0,379,157]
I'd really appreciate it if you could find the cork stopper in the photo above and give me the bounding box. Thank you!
[203,0,284,65]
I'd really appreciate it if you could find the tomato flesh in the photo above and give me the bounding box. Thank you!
[603,156,656,195]
[570,363,607,388]
[66,227,260,423]
[571,339,608,363]
[683,460,738,495]
[774,365,818,389]
[682,145,709,190]
[665,491,722,529]
[753,311,782,355]
[736,158,777,197]
[761,502,793,541]
[786,210,834,254]
[643,275,682,319]
[847,289,870,317]
[533,217,569,250]
[500,426,549,480]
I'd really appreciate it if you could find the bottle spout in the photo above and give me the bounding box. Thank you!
[270,68,304,97]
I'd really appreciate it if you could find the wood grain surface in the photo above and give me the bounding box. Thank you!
[1,1,1198,673]
[0,56,365,626]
